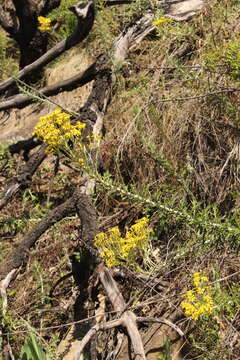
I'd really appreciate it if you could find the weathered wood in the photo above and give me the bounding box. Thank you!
[0,62,97,111]
[98,266,146,360]
[0,144,47,211]
[0,188,98,281]
[0,0,95,94]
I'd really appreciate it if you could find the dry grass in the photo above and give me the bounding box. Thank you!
[103,0,240,209]
[0,1,240,358]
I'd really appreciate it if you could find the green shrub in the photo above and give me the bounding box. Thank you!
[48,0,78,39]
[205,39,240,80]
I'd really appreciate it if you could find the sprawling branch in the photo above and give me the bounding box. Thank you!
[0,0,95,94]
[0,61,98,112]
[0,188,97,281]
[0,144,47,211]
[73,265,146,360]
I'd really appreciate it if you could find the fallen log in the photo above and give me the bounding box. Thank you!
[0,187,98,280]
[0,0,95,95]
[0,62,97,111]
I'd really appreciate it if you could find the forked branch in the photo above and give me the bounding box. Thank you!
[72,265,184,360]
[0,0,95,95]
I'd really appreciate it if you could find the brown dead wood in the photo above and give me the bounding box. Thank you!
[0,144,47,211]
[72,265,184,360]
[0,188,97,281]
[0,62,98,112]
[0,0,95,95]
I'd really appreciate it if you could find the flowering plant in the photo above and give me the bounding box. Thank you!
[33,109,86,154]
[38,16,52,32]
[152,17,171,27]
[181,271,213,320]
[94,217,152,268]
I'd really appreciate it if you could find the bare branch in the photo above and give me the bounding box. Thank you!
[0,144,47,211]
[73,319,123,360]
[0,189,97,281]
[0,62,97,112]
[98,265,146,360]
[137,317,184,337]
[0,0,95,95]
[0,269,17,315]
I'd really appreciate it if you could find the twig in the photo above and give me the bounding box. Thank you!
[152,87,240,104]
[73,319,123,360]
[137,317,184,337]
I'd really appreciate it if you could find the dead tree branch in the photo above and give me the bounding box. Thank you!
[98,265,146,360]
[0,68,93,111]
[0,0,95,95]
[0,188,97,281]
[0,269,17,315]
[73,318,123,359]
[0,144,47,211]
[137,317,184,337]
[0,61,98,112]
[72,265,184,359]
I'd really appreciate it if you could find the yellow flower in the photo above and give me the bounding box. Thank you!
[185,290,196,302]
[196,287,205,295]
[152,17,171,27]
[94,217,151,268]
[78,158,85,167]
[38,16,52,32]
[180,271,213,321]
[33,109,86,154]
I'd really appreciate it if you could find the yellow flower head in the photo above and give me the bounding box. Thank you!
[94,217,152,268]
[33,109,86,154]
[152,17,171,27]
[181,271,213,321]
[38,16,52,32]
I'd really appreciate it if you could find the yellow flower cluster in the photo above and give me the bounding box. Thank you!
[152,17,171,26]
[33,109,86,154]
[38,16,52,32]
[181,272,213,321]
[94,217,152,268]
